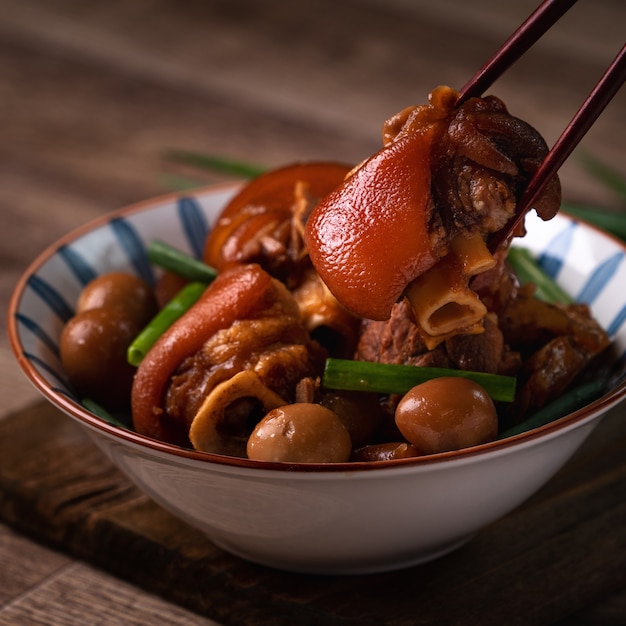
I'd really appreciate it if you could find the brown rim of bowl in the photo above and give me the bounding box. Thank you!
[7,185,626,473]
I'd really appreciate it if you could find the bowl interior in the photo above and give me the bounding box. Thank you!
[8,183,626,463]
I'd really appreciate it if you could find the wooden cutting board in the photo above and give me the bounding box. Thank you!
[1,400,625,625]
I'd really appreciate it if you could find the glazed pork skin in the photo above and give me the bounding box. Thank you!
[305,86,562,324]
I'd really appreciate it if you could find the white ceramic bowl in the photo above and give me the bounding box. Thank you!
[8,182,626,575]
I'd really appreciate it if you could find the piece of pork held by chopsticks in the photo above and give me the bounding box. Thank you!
[304,0,625,350]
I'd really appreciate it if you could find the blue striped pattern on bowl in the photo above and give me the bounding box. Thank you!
[11,185,238,410]
[10,186,626,425]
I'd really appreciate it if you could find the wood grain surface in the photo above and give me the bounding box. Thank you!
[1,0,625,624]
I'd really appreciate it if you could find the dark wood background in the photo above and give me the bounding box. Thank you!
[1,1,624,624]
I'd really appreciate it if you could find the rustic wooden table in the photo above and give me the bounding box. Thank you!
[1,1,625,624]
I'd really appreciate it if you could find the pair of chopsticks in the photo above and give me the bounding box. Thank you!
[455,0,625,252]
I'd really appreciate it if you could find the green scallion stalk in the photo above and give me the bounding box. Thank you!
[506,247,573,304]
[82,398,129,428]
[322,358,516,402]
[147,240,218,283]
[127,282,206,366]
[498,378,605,439]
[578,152,626,203]
[164,149,267,179]
[159,173,208,191]
[562,203,626,242]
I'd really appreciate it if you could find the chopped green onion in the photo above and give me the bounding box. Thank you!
[507,247,573,304]
[498,378,605,439]
[164,149,267,179]
[127,282,206,366]
[562,203,626,242]
[148,240,218,283]
[322,358,516,402]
